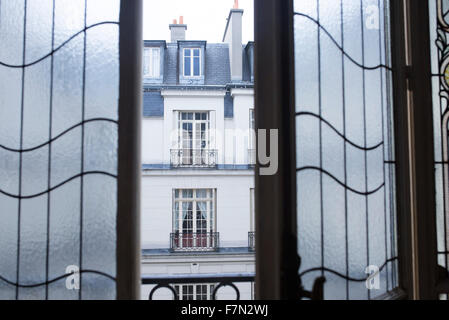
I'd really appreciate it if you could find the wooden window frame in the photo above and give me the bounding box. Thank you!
[254,0,439,300]
[117,0,142,300]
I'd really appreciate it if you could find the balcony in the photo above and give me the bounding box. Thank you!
[170,232,219,252]
[248,231,255,251]
[142,272,255,300]
[248,149,256,167]
[170,149,218,168]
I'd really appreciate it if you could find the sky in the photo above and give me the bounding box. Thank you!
[142,0,254,44]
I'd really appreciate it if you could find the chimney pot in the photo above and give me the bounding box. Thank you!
[233,0,239,9]
[169,18,187,42]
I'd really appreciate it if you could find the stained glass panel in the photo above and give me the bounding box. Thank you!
[0,0,119,300]
[294,0,398,300]
[429,0,449,299]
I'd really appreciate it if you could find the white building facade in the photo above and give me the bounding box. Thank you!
[141,7,255,300]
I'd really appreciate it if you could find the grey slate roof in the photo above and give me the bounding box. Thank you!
[143,91,164,117]
[204,43,231,85]
[143,41,254,118]
[162,42,232,85]
[163,43,178,85]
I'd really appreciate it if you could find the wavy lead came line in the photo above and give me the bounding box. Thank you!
[0,171,117,199]
[296,112,384,151]
[0,21,119,68]
[294,12,393,71]
[0,270,116,288]
[297,166,385,196]
[298,257,398,282]
[0,118,118,153]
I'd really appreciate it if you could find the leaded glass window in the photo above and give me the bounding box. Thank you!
[294,0,398,299]
[0,0,123,300]
[429,0,449,299]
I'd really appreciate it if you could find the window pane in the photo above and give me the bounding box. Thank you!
[294,0,397,300]
[429,0,449,285]
[182,189,193,198]
[152,48,160,77]
[0,0,119,300]
[143,48,150,75]
[193,57,200,76]
[184,56,191,76]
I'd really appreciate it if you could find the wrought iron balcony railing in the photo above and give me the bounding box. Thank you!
[248,149,256,166]
[170,232,219,252]
[170,149,218,168]
[142,272,255,300]
[248,231,255,251]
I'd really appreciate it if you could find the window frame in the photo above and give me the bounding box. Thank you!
[177,111,211,166]
[183,47,202,78]
[117,0,142,300]
[143,47,161,78]
[119,0,441,301]
[254,0,439,300]
[174,284,216,300]
[172,189,217,238]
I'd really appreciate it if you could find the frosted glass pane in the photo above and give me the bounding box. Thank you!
[297,171,321,271]
[52,33,83,137]
[48,180,80,300]
[0,0,25,66]
[0,195,18,300]
[85,24,119,121]
[0,67,22,149]
[23,59,51,149]
[84,121,118,175]
[296,116,320,168]
[323,177,346,274]
[82,175,117,277]
[25,0,53,64]
[0,0,119,300]
[51,127,81,187]
[0,148,20,196]
[295,0,397,299]
[54,0,85,49]
[430,0,449,273]
[22,146,49,197]
[18,196,47,300]
[294,17,318,114]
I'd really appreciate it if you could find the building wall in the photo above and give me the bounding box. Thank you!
[141,171,254,249]
[141,89,254,166]
[141,254,255,300]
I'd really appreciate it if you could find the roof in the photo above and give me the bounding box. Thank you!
[142,41,254,117]
[162,42,232,85]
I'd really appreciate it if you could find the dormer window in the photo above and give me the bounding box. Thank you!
[143,47,160,78]
[183,48,201,77]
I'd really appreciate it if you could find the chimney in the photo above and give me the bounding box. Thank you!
[169,16,187,42]
[223,2,243,81]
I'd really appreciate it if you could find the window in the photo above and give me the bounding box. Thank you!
[293,0,398,300]
[173,112,215,167]
[143,47,160,78]
[174,284,215,300]
[183,48,201,77]
[250,188,255,233]
[249,109,256,165]
[430,0,449,299]
[172,189,217,250]
[249,188,255,251]
[0,0,140,300]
